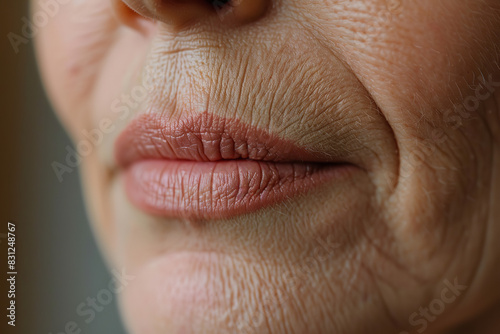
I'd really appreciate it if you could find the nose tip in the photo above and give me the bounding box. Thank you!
[113,0,269,32]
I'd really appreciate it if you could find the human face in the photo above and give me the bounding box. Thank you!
[34,0,500,333]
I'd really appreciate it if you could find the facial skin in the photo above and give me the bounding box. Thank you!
[33,0,500,333]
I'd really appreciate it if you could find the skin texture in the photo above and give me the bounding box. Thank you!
[33,0,500,333]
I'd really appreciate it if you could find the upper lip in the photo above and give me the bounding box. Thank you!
[115,111,340,167]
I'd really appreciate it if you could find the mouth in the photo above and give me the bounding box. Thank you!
[115,112,357,220]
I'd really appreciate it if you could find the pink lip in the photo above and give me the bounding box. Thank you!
[115,112,355,219]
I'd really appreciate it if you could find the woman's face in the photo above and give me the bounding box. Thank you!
[34,0,500,333]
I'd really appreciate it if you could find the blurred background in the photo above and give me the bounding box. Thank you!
[1,1,126,333]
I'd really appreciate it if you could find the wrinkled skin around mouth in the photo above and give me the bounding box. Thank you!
[33,0,500,333]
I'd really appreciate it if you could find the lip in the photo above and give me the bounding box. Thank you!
[115,112,356,219]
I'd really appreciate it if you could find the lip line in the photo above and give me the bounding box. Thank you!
[115,111,346,168]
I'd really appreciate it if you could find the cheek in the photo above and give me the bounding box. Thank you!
[339,0,500,113]
[35,0,122,135]
[329,0,500,196]
[305,0,500,275]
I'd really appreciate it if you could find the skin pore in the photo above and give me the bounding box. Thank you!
[34,0,500,333]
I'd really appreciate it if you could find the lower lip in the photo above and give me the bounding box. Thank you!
[123,159,355,220]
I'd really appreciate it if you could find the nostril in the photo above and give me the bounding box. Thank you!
[206,0,231,9]
[160,0,232,12]
[115,0,268,30]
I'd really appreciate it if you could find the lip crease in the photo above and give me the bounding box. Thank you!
[115,112,355,220]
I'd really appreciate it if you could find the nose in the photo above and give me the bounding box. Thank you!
[113,0,269,32]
